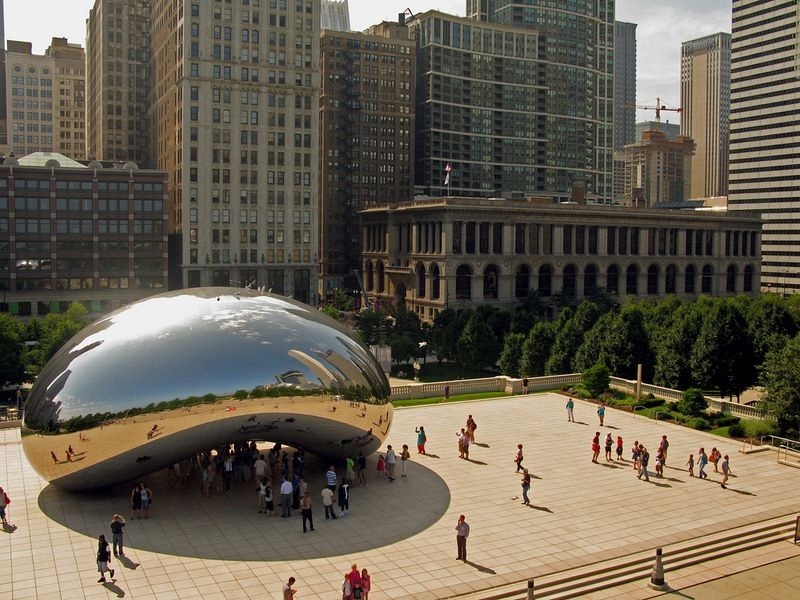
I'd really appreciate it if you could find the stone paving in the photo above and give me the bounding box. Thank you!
[2,393,800,600]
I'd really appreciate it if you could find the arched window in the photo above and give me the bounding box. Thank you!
[376,261,385,293]
[431,263,441,299]
[483,265,499,299]
[726,265,737,293]
[743,264,753,293]
[626,265,638,294]
[685,264,696,294]
[365,261,373,291]
[538,265,552,297]
[606,265,619,295]
[416,263,427,298]
[665,264,677,294]
[584,264,598,294]
[563,264,577,296]
[701,265,713,293]
[515,265,530,298]
[647,264,659,295]
[456,265,472,299]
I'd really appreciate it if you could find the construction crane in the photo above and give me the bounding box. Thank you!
[625,97,682,123]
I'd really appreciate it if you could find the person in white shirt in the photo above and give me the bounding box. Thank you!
[280,478,293,517]
[385,445,397,481]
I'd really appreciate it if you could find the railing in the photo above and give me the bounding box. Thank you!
[389,373,582,401]
[632,405,646,419]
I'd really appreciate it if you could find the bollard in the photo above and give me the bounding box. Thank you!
[647,547,668,591]
[526,579,535,600]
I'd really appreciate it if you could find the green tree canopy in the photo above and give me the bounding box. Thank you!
[499,333,526,378]
[457,312,498,370]
[521,321,556,377]
[678,387,707,417]
[582,363,610,397]
[0,313,26,385]
[761,334,800,436]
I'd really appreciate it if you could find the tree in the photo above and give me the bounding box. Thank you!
[746,294,798,374]
[574,311,616,373]
[0,313,26,385]
[690,301,755,400]
[582,363,610,397]
[678,388,707,417]
[521,321,556,377]
[544,317,584,374]
[654,302,704,389]
[386,307,423,366]
[499,333,526,377]
[457,312,498,370]
[760,335,800,436]
[431,308,469,363]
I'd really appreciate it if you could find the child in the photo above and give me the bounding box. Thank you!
[615,436,624,461]
[257,477,268,513]
[654,450,663,478]
[264,481,274,516]
[514,444,524,472]
[338,481,350,517]
[686,454,695,477]
[376,454,386,478]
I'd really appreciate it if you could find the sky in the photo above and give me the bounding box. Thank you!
[4,0,731,123]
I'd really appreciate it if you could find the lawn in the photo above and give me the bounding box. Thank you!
[392,391,508,408]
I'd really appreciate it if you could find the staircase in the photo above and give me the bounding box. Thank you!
[448,515,797,600]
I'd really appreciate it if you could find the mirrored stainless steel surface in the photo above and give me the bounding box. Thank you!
[22,288,392,491]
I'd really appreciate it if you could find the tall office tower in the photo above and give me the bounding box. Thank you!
[417,1,613,201]
[623,130,695,206]
[321,0,350,31]
[151,0,321,301]
[319,20,415,295]
[85,0,151,167]
[614,21,637,151]
[729,0,798,294]
[6,38,86,159]
[0,0,7,148]
[681,32,730,199]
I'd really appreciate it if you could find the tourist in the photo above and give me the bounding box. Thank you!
[631,441,640,470]
[698,447,709,479]
[253,454,268,481]
[686,454,695,477]
[637,446,650,482]
[597,402,606,426]
[376,454,385,478]
[348,564,363,598]
[522,376,529,394]
[461,429,471,460]
[0,486,12,528]
[466,415,477,443]
[521,468,531,505]
[591,432,601,463]
[604,433,613,462]
[338,481,350,516]
[345,455,355,484]
[326,465,338,491]
[322,486,337,519]
[514,444,524,472]
[654,448,664,478]
[357,452,367,485]
[300,492,314,532]
[659,435,670,466]
[283,577,297,600]
[710,447,722,473]
[96,534,115,583]
[457,429,466,459]
[342,572,353,600]
[222,452,234,492]
[415,426,427,454]
[455,514,470,562]
[615,436,624,461]
[721,454,731,489]
[566,398,575,422]
[360,568,371,600]
[138,483,153,518]
[444,384,450,402]
[265,480,275,516]
[257,477,268,513]
[280,477,293,517]
[400,444,410,477]
[130,483,142,519]
[385,445,397,481]
[110,514,126,557]
[50,450,59,464]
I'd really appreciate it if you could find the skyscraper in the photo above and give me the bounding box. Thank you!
[5,38,85,160]
[0,0,7,149]
[319,19,415,294]
[414,1,614,202]
[623,130,695,207]
[614,21,637,151]
[85,0,151,166]
[681,32,730,199]
[149,0,321,300]
[321,0,350,32]
[728,0,798,294]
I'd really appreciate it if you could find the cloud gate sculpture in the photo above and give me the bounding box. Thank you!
[22,288,392,491]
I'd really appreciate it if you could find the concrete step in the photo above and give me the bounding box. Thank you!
[451,514,796,600]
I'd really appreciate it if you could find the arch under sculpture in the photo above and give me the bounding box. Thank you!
[22,288,391,491]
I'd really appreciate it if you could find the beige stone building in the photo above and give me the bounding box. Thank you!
[623,130,695,207]
[360,197,761,321]
[5,38,85,160]
[681,33,730,199]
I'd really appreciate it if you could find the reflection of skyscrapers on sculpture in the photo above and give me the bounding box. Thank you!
[22,288,391,491]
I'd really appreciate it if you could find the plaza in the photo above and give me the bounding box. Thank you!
[2,392,800,599]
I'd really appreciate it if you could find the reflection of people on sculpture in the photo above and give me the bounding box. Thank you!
[50,451,59,464]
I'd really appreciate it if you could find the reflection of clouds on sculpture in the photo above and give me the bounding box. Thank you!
[22,288,391,491]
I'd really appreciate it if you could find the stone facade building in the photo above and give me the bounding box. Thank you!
[360,197,761,322]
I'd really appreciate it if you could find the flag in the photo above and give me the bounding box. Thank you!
[444,162,452,186]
